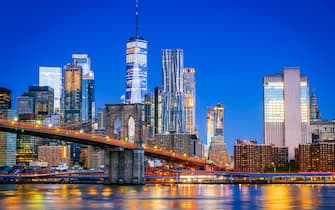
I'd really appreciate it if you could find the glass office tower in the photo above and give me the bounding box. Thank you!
[72,54,91,75]
[16,94,37,165]
[125,37,148,104]
[39,67,62,114]
[0,89,16,166]
[27,86,54,120]
[162,49,185,133]
[183,68,196,134]
[72,54,95,127]
[206,103,228,165]
[263,67,310,160]
[206,104,225,154]
[64,63,82,124]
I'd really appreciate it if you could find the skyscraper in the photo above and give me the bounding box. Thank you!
[27,86,54,120]
[64,62,84,165]
[0,87,12,110]
[0,110,16,166]
[207,107,214,147]
[39,67,62,114]
[213,103,224,136]
[162,49,185,133]
[183,68,196,134]
[310,90,321,122]
[206,103,228,165]
[16,86,54,120]
[64,63,82,124]
[72,54,95,127]
[16,95,34,117]
[125,0,148,104]
[207,103,224,145]
[0,88,16,166]
[263,67,311,160]
[16,94,37,164]
[15,86,54,164]
[72,54,91,75]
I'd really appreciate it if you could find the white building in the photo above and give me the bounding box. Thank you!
[39,66,62,114]
[263,67,311,160]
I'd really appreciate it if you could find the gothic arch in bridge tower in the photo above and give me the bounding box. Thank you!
[128,116,135,143]
[105,104,144,146]
[113,117,121,140]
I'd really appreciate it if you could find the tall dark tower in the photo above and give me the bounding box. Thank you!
[310,89,321,122]
[125,0,148,104]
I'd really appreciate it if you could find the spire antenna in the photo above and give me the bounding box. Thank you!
[136,0,139,37]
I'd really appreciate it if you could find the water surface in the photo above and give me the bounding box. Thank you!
[0,184,334,209]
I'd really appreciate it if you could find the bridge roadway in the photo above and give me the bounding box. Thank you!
[0,119,219,169]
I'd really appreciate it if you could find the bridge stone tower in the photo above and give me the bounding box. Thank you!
[104,104,145,184]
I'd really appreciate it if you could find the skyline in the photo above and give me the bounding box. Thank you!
[1,0,335,154]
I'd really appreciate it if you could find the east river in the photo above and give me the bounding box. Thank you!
[0,184,334,209]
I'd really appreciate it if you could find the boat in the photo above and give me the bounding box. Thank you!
[56,163,69,171]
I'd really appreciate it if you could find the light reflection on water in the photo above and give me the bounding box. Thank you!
[0,184,334,209]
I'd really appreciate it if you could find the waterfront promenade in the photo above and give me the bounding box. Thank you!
[1,170,334,185]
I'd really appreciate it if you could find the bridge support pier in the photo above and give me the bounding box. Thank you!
[104,148,145,184]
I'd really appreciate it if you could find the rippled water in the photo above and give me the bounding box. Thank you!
[0,184,334,209]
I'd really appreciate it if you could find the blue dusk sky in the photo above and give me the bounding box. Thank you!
[1,0,335,154]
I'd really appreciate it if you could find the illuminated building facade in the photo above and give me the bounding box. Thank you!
[64,62,84,165]
[125,37,148,104]
[27,86,54,120]
[207,107,214,149]
[15,86,54,164]
[17,96,34,116]
[0,90,15,166]
[72,54,95,128]
[208,135,229,167]
[64,63,82,124]
[38,145,71,167]
[206,103,228,165]
[263,68,310,160]
[0,108,16,166]
[148,133,203,158]
[213,104,224,136]
[16,118,37,164]
[16,94,37,164]
[162,49,185,133]
[309,91,335,142]
[0,87,11,109]
[183,68,196,134]
[125,0,148,104]
[298,142,335,172]
[206,104,225,155]
[39,66,62,114]
[311,120,335,142]
[234,140,288,172]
